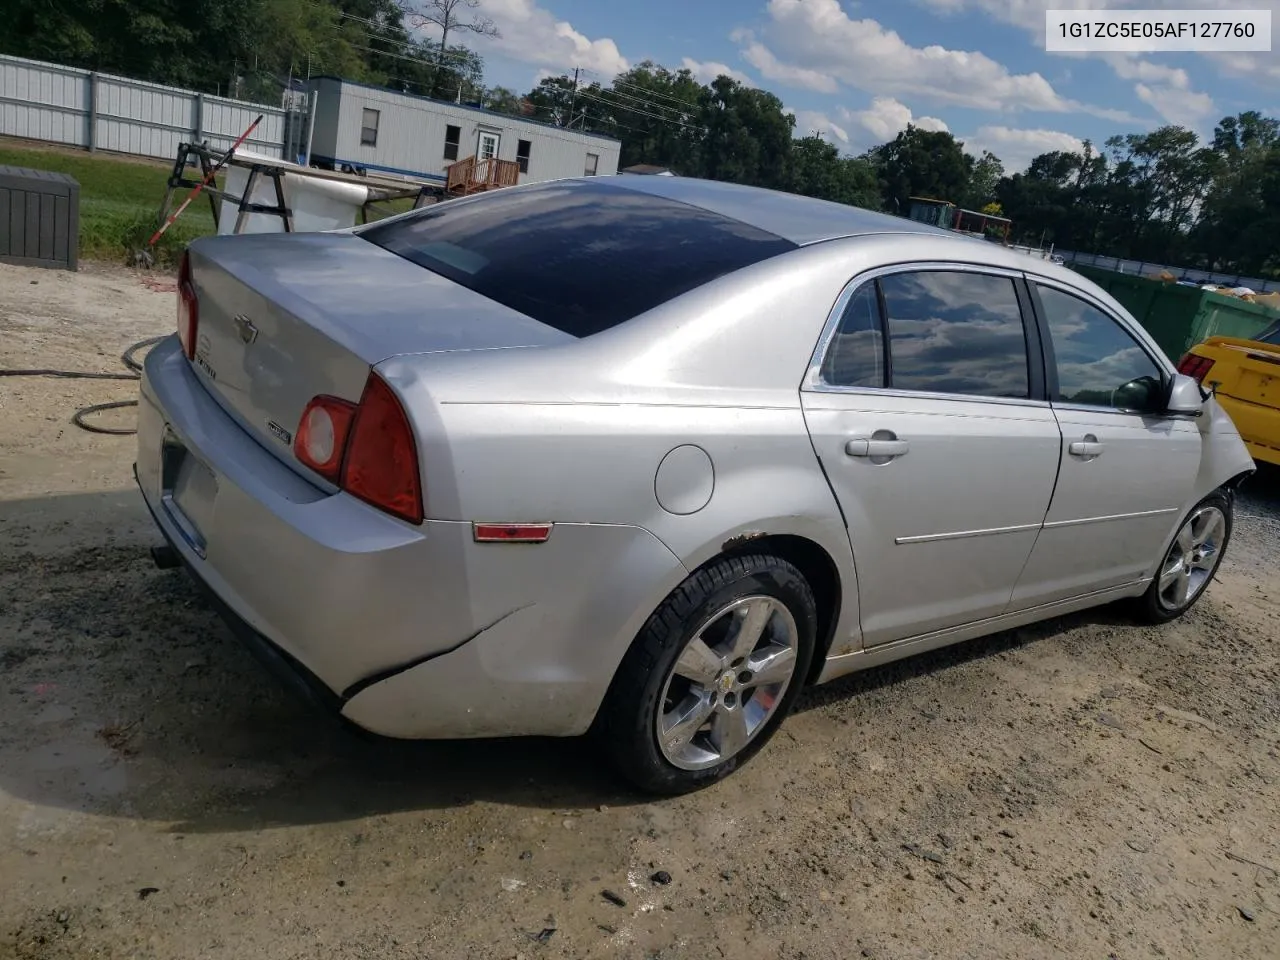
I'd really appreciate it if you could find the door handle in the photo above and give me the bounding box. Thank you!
[1069,435,1104,458]
[845,438,910,458]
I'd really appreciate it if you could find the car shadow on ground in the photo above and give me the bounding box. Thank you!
[1237,461,1280,511]
[1,466,1275,833]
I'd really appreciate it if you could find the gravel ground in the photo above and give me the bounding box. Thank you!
[1,260,1278,960]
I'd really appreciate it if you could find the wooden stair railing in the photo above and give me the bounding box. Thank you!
[445,155,521,196]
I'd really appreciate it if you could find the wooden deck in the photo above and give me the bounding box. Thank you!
[445,155,521,196]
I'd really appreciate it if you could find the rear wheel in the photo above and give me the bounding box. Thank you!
[595,554,817,795]
[1132,490,1232,624]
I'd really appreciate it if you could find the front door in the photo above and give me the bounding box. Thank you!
[801,266,1063,647]
[476,131,500,179]
[1010,279,1202,607]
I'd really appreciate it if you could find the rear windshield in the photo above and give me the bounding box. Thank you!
[356,179,796,337]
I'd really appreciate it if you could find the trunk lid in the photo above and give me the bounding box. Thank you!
[185,231,571,477]
[1203,336,1280,407]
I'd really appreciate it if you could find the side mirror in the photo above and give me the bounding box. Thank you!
[1113,375,1165,414]
[1165,373,1205,416]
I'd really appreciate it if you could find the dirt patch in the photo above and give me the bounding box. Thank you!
[2,260,1278,960]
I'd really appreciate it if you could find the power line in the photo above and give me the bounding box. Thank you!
[575,65,701,110]
[574,90,698,131]
[308,2,480,64]
[336,37,478,71]
[332,8,402,32]
[610,76,700,110]
[586,85,700,119]
[337,25,480,64]
[596,84,695,118]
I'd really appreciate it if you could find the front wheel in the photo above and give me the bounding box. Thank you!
[595,554,817,795]
[1132,490,1233,624]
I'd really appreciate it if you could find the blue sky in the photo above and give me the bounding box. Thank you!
[447,0,1280,172]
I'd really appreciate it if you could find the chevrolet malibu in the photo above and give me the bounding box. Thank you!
[136,176,1255,794]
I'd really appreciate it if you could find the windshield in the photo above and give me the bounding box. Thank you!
[356,179,796,338]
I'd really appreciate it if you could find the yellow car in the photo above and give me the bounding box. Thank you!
[1178,319,1280,466]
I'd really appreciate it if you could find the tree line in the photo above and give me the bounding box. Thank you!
[4,0,488,104]
[5,0,1277,278]
[505,64,1278,279]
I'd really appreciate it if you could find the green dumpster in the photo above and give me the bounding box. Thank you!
[1070,265,1279,360]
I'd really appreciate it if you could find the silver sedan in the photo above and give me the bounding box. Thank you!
[135,175,1255,794]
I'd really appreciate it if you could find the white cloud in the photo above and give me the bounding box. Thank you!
[1206,50,1280,86]
[747,0,1131,119]
[962,125,1086,172]
[1102,53,1216,127]
[787,98,953,150]
[911,0,1228,122]
[842,97,949,146]
[912,0,1106,39]
[459,0,629,77]
[1134,83,1217,129]
[787,108,850,143]
[680,57,755,87]
[739,36,840,93]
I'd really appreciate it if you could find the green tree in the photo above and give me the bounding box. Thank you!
[0,0,436,100]
[598,62,706,174]
[872,126,972,215]
[964,150,1004,209]
[483,86,528,115]
[1192,112,1280,274]
[524,75,610,128]
[790,136,880,209]
[700,77,794,189]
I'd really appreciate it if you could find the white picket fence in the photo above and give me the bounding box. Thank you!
[0,53,303,161]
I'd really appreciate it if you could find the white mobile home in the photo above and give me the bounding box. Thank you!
[304,77,621,186]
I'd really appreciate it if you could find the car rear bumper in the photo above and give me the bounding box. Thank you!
[1218,392,1280,467]
[135,336,687,738]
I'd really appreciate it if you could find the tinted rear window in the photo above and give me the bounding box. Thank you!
[356,179,796,337]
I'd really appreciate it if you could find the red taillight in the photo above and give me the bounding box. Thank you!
[339,374,424,524]
[294,396,356,482]
[1176,352,1215,384]
[295,374,423,524]
[177,251,198,360]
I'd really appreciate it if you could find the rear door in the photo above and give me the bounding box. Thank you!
[1009,279,1201,608]
[801,265,1063,648]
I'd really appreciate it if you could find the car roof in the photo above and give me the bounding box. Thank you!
[596,174,957,245]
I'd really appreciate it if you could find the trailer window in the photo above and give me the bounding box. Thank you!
[584,152,599,176]
[357,179,796,338]
[360,108,379,147]
[516,139,532,174]
[444,125,461,161]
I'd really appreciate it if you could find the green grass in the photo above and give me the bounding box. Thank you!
[0,141,219,267]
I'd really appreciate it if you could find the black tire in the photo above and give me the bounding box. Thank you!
[594,553,818,795]
[1131,489,1233,624]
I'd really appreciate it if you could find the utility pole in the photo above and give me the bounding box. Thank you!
[566,67,579,128]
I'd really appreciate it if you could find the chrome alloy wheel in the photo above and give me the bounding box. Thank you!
[656,596,800,771]
[1157,504,1227,611]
